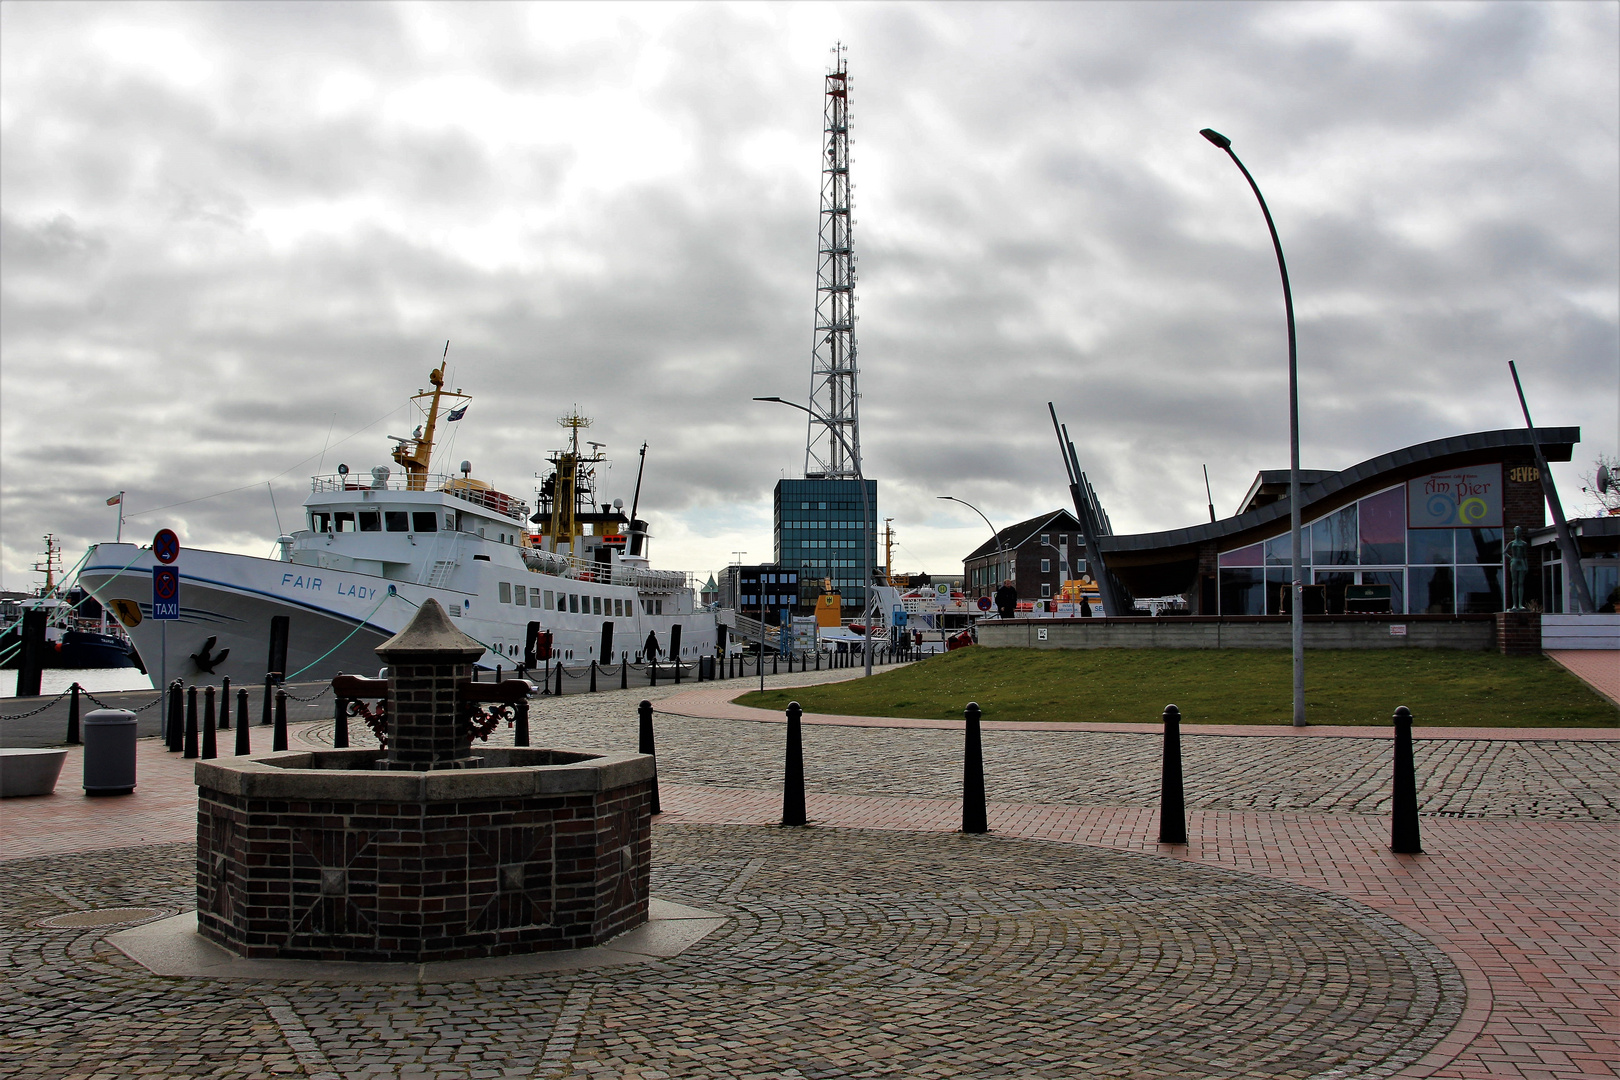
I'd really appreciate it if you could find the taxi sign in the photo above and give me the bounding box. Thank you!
[153,529,180,564]
[152,566,180,620]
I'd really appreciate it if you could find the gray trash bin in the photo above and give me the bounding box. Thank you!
[82,709,137,795]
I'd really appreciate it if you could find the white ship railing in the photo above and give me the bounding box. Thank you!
[519,549,690,591]
[309,473,530,522]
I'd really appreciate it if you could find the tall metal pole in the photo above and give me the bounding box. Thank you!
[756,396,873,676]
[1508,360,1595,613]
[937,496,1006,604]
[1201,128,1306,726]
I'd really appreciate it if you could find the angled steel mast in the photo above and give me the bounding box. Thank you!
[804,43,861,480]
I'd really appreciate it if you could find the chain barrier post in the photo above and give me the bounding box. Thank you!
[1158,704,1187,845]
[649,657,658,688]
[201,686,218,759]
[219,676,231,728]
[273,689,289,751]
[333,695,350,749]
[555,664,564,697]
[590,660,598,693]
[782,701,807,826]
[514,692,530,747]
[234,688,251,756]
[183,686,200,759]
[962,702,987,834]
[1391,706,1423,854]
[260,674,274,726]
[638,699,660,814]
[621,653,629,690]
[66,683,82,745]
[167,681,184,751]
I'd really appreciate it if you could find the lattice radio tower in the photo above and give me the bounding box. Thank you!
[803,43,861,480]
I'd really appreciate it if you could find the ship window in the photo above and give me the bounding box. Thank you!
[312,512,331,532]
[358,511,381,532]
[518,586,530,606]
[412,512,438,533]
[543,589,554,609]
[593,597,602,615]
[499,583,512,604]
[334,512,356,532]
[385,511,409,532]
[569,594,579,614]
[656,599,663,615]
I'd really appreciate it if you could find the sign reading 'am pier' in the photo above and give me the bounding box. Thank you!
[1407,464,1502,529]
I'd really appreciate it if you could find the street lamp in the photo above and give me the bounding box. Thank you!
[1200,126,1306,726]
[754,396,874,677]
[937,496,1009,608]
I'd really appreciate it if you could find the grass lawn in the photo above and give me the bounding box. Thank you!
[735,648,1620,727]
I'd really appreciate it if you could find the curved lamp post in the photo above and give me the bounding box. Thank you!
[1200,127,1306,726]
[755,396,874,677]
[937,496,1008,605]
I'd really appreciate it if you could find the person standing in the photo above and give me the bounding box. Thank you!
[994,580,1018,620]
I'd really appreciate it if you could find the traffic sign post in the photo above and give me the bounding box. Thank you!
[153,530,180,741]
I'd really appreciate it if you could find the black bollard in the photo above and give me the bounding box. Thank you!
[66,683,82,745]
[514,696,530,747]
[590,660,598,693]
[674,654,682,684]
[621,653,629,690]
[234,688,251,755]
[261,674,274,726]
[1391,706,1423,854]
[816,650,821,671]
[496,664,503,683]
[638,699,661,814]
[333,696,350,749]
[772,653,778,676]
[649,658,658,688]
[782,701,806,826]
[962,702,987,834]
[183,686,200,759]
[219,676,231,727]
[1158,704,1187,845]
[167,681,184,751]
[201,686,218,759]
[556,664,564,697]
[273,689,288,751]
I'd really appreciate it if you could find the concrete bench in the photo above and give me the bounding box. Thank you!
[0,747,68,797]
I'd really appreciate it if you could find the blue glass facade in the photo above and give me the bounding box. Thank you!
[774,478,879,612]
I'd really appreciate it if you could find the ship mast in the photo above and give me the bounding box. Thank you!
[545,411,604,554]
[390,345,469,491]
[32,534,61,595]
[883,518,894,586]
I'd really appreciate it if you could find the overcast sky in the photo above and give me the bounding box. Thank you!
[2,1,1616,592]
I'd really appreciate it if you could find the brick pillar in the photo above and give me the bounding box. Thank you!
[1495,610,1541,656]
[374,598,487,770]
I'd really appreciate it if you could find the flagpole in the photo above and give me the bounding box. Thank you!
[115,491,125,542]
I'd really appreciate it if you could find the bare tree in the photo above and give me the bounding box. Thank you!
[1577,454,1620,516]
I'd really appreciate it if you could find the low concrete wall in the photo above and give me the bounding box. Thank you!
[977,615,1496,651]
[1542,613,1620,650]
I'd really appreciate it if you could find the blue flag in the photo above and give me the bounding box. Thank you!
[446,405,468,421]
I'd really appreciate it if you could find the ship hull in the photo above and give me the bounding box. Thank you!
[79,544,715,686]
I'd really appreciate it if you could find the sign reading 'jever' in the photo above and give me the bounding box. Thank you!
[1407,465,1502,529]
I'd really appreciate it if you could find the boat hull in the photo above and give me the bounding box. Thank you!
[78,544,715,686]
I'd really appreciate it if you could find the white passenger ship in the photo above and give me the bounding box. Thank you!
[78,363,716,685]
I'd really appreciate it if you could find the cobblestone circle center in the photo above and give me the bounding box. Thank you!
[3,824,1462,1079]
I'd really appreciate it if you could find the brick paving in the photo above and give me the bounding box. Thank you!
[0,666,1614,1078]
[1545,651,1620,707]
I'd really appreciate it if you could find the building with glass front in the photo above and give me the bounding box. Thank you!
[774,478,879,614]
[1089,427,1579,616]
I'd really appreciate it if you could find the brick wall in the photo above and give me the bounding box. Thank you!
[1494,611,1541,656]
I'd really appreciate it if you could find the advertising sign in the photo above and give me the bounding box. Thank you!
[1408,464,1502,528]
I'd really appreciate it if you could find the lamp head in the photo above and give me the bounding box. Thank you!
[1199,128,1232,150]
[752,396,784,403]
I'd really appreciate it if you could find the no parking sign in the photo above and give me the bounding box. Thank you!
[152,529,180,619]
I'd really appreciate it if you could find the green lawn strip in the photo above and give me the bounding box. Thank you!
[736,648,1619,727]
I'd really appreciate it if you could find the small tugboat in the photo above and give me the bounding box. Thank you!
[77,361,716,684]
[0,537,142,670]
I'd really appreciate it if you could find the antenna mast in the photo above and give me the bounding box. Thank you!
[804,42,861,479]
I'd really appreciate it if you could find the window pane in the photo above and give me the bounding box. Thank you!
[498,582,511,604]
[334,512,356,532]
[312,512,331,532]
[569,594,579,613]
[544,590,554,609]
[412,511,438,533]
[1266,532,1308,566]
[1219,543,1263,568]
[1313,571,1356,615]
[593,597,602,615]
[1408,566,1455,614]
[1359,487,1405,565]
[1407,530,1454,565]
[1458,528,1503,564]
[358,511,381,532]
[1219,568,1264,615]
[384,511,409,532]
[1456,566,1502,613]
[1312,505,1357,565]
[1589,565,1619,613]
[1360,571,1406,615]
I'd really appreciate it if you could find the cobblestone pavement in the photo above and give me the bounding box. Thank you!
[302,677,1620,822]
[2,827,1465,1080]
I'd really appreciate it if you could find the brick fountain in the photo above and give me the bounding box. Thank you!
[193,599,653,962]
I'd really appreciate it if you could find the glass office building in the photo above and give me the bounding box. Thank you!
[774,478,879,613]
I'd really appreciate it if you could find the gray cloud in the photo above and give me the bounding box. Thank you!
[2,0,1614,589]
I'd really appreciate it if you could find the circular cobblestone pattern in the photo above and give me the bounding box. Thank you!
[2,826,1463,1079]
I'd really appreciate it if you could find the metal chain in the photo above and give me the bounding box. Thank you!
[280,684,333,702]
[80,688,163,713]
[0,687,73,720]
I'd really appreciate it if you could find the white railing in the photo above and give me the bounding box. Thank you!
[519,548,690,591]
[309,473,530,522]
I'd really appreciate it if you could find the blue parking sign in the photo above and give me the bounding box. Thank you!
[152,566,180,620]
